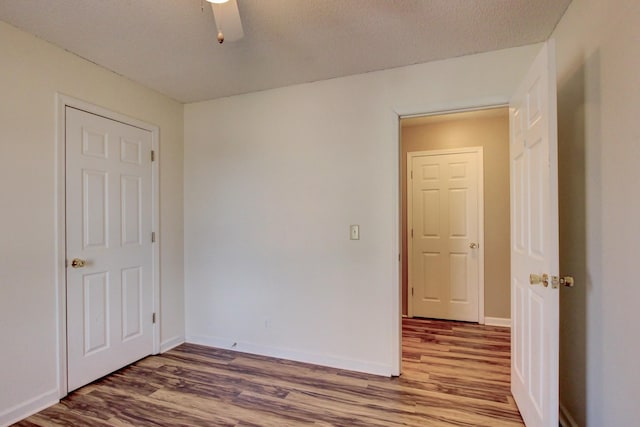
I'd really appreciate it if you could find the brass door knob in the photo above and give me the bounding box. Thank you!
[530,273,549,287]
[469,243,478,249]
[560,276,575,287]
[70,258,86,268]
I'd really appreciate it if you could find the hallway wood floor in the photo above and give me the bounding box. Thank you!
[14,318,523,426]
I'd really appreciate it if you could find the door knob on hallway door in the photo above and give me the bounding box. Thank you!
[70,258,86,268]
[469,243,478,249]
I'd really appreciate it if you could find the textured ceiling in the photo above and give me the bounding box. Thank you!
[0,0,571,103]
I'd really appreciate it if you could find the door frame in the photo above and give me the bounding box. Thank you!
[54,94,160,397]
[393,104,506,375]
[406,147,485,323]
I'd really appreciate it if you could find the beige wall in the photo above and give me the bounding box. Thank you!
[400,109,510,318]
[184,45,539,379]
[0,21,184,424]
[553,0,640,425]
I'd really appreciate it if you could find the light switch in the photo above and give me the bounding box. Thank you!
[350,224,360,240]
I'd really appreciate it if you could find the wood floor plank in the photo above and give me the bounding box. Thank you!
[150,388,308,427]
[13,318,523,426]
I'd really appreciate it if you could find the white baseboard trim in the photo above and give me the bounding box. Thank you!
[160,335,185,353]
[186,334,393,377]
[484,317,511,327]
[0,388,58,427]
[559,402,579,427]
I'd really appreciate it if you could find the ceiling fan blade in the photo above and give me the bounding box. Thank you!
[210,0,244,42]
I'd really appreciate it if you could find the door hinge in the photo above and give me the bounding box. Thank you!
[410,170,413,179]
[411,229,414,238]
[151,231,156,243]
[151,150,155,162]
[411,287,414,296]
[152,312,157,324]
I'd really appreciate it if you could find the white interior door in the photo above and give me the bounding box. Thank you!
[409,149,481,322]
[509,41,559,427]
[66,107,154,391]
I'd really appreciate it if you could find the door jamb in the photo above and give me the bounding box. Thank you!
[406,147,485,323]
[54,94,160,397]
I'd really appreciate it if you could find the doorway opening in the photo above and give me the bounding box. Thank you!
[399,107,511,326]
[397,106,521,423]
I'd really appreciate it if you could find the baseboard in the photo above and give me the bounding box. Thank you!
[559,402,579,427]
[484,317,511,327]
[186,334,393,377]
[0,388,58,427]
[160,335,185,353]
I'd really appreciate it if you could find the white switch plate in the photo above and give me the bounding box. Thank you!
[350,224,359,240]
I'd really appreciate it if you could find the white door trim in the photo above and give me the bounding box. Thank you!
[54,94,160,397]
[406,147,485,324]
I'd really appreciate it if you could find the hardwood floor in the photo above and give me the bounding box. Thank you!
[14,318,523,426]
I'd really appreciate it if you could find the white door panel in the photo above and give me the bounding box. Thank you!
[510,41,559,427]
[66,107,153,391]
[409,149,481,322]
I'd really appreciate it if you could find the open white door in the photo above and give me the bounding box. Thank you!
[510,41,559,427]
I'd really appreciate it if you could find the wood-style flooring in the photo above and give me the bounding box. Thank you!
[13,318,523,426]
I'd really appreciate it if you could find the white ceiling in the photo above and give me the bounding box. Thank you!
[0,0,571,103]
